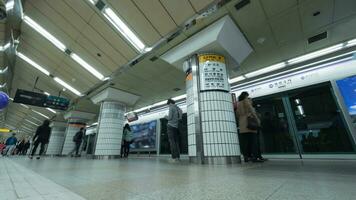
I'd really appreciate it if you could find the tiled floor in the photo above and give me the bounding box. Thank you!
[2,156,356,200]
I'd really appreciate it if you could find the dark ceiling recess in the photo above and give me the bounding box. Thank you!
[95,0,106,11]
[235,0,250,11]
[150,56,158,62]
[97,53,102,57]
[173,88,181,91]
[313,11,321,16]
[308,31,327,44]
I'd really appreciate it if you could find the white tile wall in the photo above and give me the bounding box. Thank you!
[61,119,85,155]
[46,127,66,155]
[94,101,125,156]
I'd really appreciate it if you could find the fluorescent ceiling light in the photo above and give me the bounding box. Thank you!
[102,7,146,52]
[88,0,96,5]
[5,0,14,11]
[172,94,187,101]
[228,76,245,84]
[0,82,6,88]
[245,62,287,78]
[54,77,82,96]
[0,66,8,74]
[23,15,66,52]
[346,38,356,48]
[44,92,50,96]
[32,110,50,119]
[17,52,50,76]
[9,98,14,101]
[0,43,11,51]
[70,53,105,80]
[25,119,39,126]
[30,116,42,123]
[20,104,29,109]
[46,108,56,114]
[288,44,343,65]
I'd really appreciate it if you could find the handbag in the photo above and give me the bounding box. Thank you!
[247,115,260,130]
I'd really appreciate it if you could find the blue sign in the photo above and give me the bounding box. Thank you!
[336,75,356,115]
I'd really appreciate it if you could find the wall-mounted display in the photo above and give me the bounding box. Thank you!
[336,75,356,116]
[130,120,157,150]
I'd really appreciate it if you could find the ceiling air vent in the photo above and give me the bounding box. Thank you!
[235,0,250,11]
[95,0,106,11]
[308,31,327,44]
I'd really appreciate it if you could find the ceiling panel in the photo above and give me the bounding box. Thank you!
[269,7,303,45]
[63,0,95,23]
[260,0,297,18]
[299,0,333,34]
[44,0,88,34]
[133,0,178,36]
[329,17,356,44]
[189,0,215,12]
[160,0,196,25]
[107,0,161,45]
[25,0,79,47]
[88,14,137,61]
[334,0,356,21]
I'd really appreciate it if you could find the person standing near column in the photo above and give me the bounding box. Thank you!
[122,124,132,158]
[236,92,262,163]
[69,127,84,157]
[165,98,182,162]
[4,133,17,156]
[30,120,51,159]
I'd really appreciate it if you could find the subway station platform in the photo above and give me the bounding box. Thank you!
[2,157,356,200]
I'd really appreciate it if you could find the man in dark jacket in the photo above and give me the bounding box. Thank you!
[30,120,51,159]
[69,127,84,157]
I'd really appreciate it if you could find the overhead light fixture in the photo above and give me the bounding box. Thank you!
[32,110,50,119]
[23,15,66,52]
[172,94,187,101]
[0,82,6,88]
[25,119,40,126]
[70,53,105,80]
[346,38,356,48]
[44,92,50,96]
[30,116,42,123]
[54,77,82,96]
[102,7,146,52]
[0,66,8,74]
[0,42,11,51]
[9,98,14,101]
[228,76,245,84]
[288,44,343,65]
[245,62,287,78]
[20,104,29,109]
[88,0,96,5]
[5,0,14,11]
[46,108,56,114]
[17,52,50,76]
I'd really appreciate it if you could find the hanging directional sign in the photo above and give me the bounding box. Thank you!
[13,89,70,111]
[44,95,70,110]
[14,89,47,107]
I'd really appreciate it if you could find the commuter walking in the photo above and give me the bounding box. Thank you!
[236,92,262,163]
[4,133,17,156]
[165,98,182,162]
[121,124,132,158]
[69,127,84,157]
[22,139,30,155]
[30,120,51,159]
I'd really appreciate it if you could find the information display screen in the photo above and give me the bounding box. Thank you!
[130,120,157,150]
[336,75,356,115]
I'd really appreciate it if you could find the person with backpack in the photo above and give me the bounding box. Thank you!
[165,98,182,162]
[121,124,132,158]
[30,120,51,159]
[69,127,84,157]
[4,133,17,156]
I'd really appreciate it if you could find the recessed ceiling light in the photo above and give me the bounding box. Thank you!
[54,77,82,96]
[70,53,105,81]
[17,52,51,76]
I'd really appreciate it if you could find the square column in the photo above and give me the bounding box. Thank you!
[91,87,139,158]
[61,111,95,155]
[46,122,66,156]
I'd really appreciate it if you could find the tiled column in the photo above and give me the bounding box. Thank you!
[46,122,66,155]
[91,87,139,158]
[185,54,240,164]
[61,111,95,155]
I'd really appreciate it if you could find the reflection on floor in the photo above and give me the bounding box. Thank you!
[2,156,356,200]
